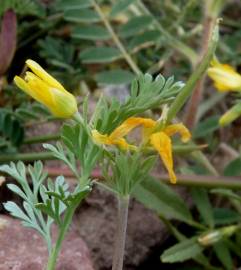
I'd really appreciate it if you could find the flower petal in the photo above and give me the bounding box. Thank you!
[24,71,54,107]
[150,131,177,184]
[26,59,65,91]
[110,117,155,139]
[14,76,33,96]
[163,123,191,142]
[92,129,136,150]
[50,88,77,118]
[207,63,241,92]
[92,130,112,145]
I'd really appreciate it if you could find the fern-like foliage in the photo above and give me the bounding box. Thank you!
[0,161,90,251]
[92,73,184,134]
[0,109,24,153]
[0,0,44,17]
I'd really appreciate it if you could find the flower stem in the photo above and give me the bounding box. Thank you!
[112,195,130,270]
[23,133,60,144]
[46,202,78,270]
[166,21,219,123]
[184,11,216,128]
[0,151,54,163]
[92,0,141,75]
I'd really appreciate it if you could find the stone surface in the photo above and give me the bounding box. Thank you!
[0,215,94,270]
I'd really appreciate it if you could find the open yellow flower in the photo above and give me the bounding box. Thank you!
[92,117,191,184]
[207,60,241,92]
[14,60,78,118]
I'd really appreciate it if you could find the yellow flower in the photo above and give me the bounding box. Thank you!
[207,60,241,92]
[14,60,78,118]
[92,117,191,184]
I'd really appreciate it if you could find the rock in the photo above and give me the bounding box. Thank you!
[0,215,94,270]
[75,187,166,270]
[102,84,130,103]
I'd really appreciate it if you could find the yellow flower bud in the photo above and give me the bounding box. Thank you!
[14,59,78,118]
[219,102,241,126]
[198,230,221,246]
[207,60,241,92]
[198,225,239,246]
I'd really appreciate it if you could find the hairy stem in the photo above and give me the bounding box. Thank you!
[112,195,130,270]
[184,13,216,128]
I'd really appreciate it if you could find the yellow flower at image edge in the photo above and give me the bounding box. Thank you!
[207,60,241,92]
[92,117,191,184]
[14,60,78,118]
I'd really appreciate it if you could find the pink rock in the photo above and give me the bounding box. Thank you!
[0,215,94,270]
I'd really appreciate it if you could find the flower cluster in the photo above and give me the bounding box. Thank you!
[92,117,191,184]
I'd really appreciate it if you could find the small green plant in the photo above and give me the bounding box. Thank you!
[0,18,219,269]
[4,1,241,269]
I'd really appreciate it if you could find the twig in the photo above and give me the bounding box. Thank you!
[184,9,216,129]
[45,167,241,190]
[92,0,141,75]
[23,134,60,144]
[219,143,240,159]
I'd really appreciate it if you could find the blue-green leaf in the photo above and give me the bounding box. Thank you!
[64,9,100,23]
[95,69,135,85]
[72,25,111,41]
[119,15,153,38]
[79,47,122,63]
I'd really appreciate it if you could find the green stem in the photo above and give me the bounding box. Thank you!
[0,151,54,163]
[46,202,78,270]
[166,21,219,123]
[191,150,219,176]
[23,134,60,144]
[112,195,130,270]
[159,174,241,190]
[92,0,141,75]
[72,112,85,126]
[45,168,241,190]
